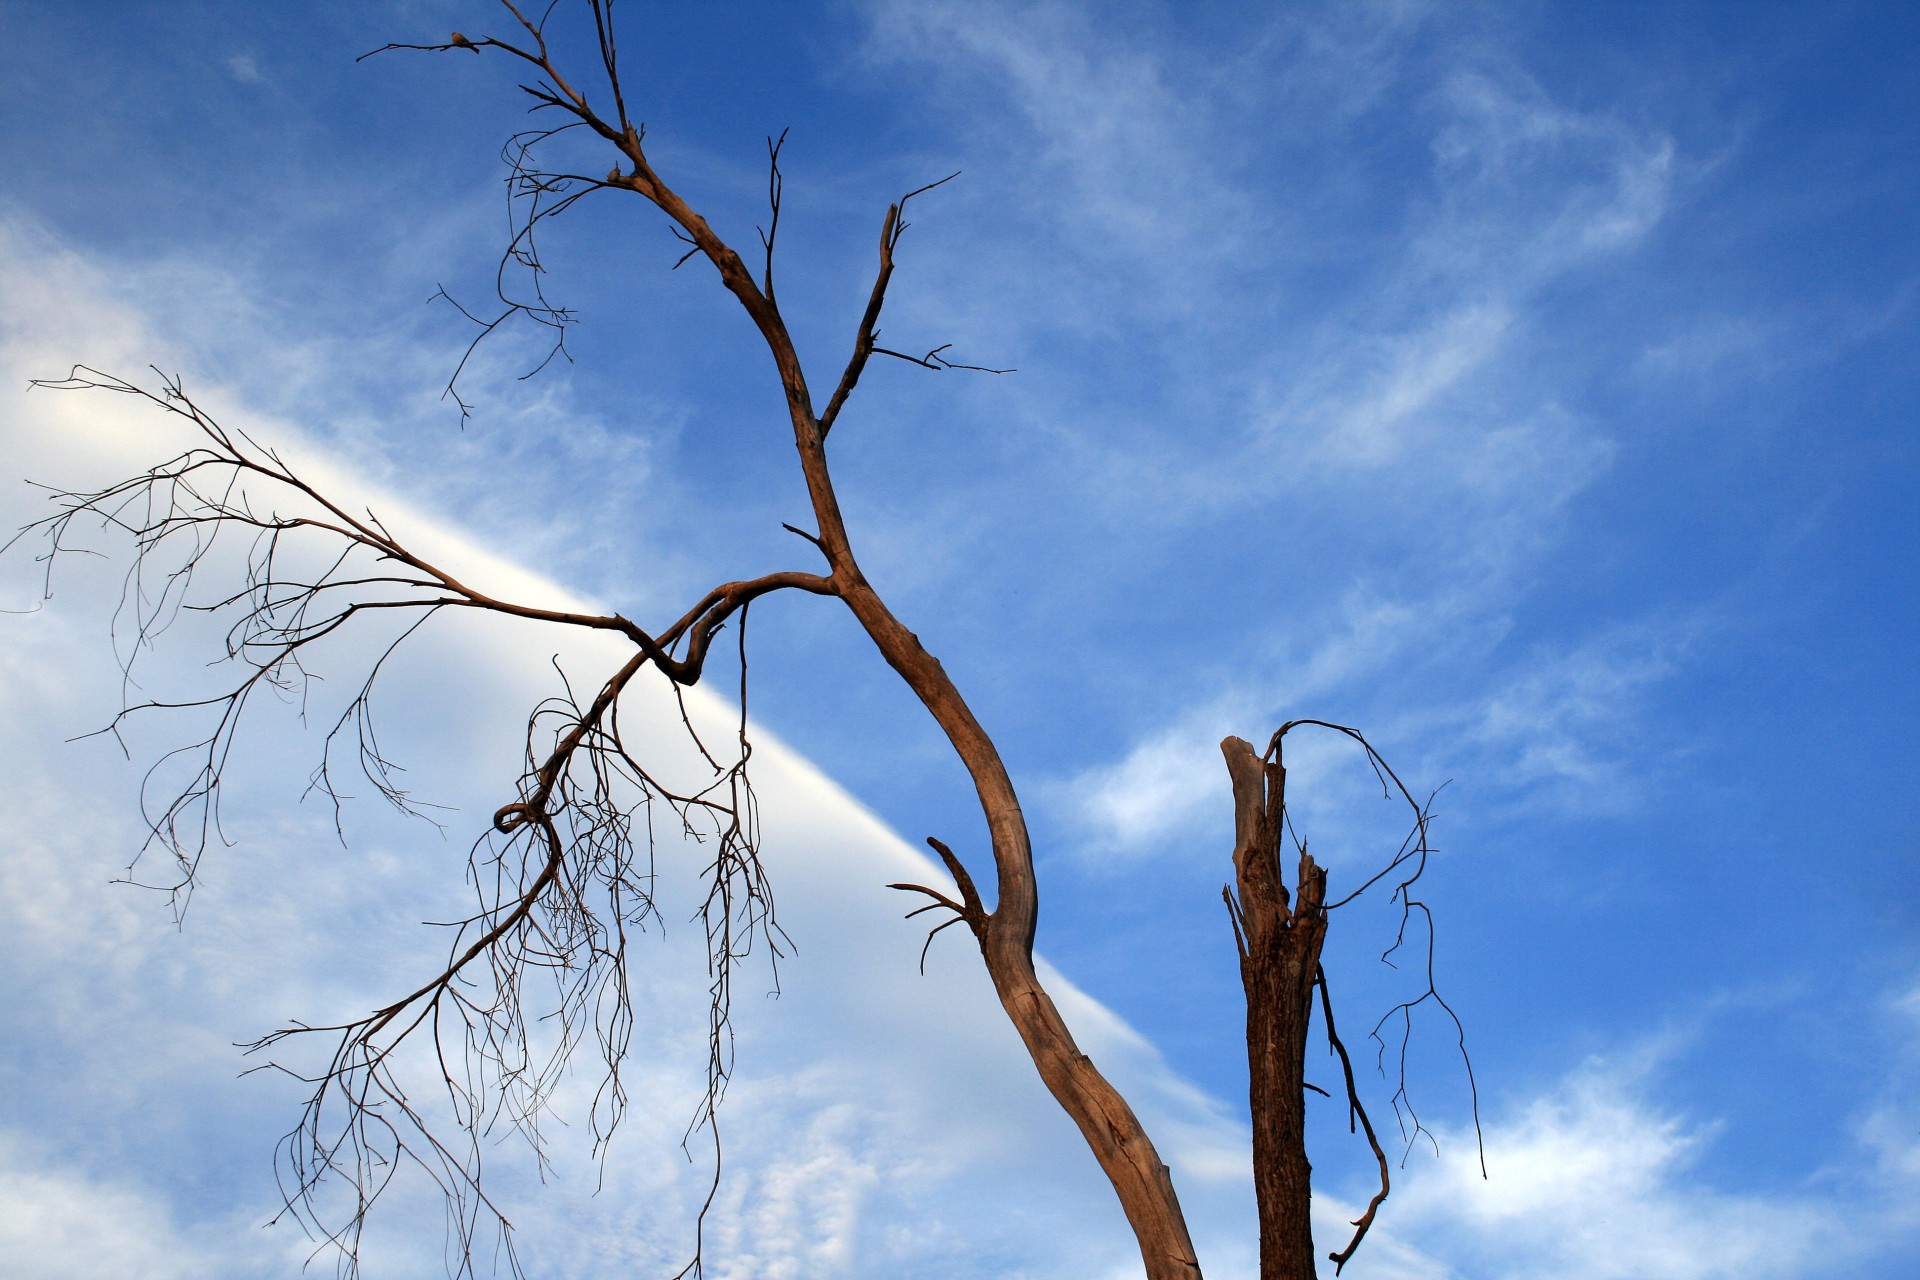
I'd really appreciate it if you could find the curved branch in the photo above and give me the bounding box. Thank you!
[1265,718,1436,912]
[30,8,1201,1278]
[887,835,989,972]
[1318,965,1389,1274]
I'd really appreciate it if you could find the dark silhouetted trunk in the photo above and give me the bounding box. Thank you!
[1223,736,1328,1280]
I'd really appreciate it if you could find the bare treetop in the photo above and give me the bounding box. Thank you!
[13,5,1478,1277]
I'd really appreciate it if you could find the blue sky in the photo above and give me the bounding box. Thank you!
[2,2,1916,1277]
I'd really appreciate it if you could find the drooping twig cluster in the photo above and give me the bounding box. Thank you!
[16,366,829,1277]
[15,4,1480,1278]
[18,1,1016,1271]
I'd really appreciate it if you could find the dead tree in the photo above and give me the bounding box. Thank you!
[14,4,1478,1276]
[1223,723,1477,1277]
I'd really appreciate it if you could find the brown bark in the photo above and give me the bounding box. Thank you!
[744,148,1203,1280]
[39,13,1477,1277]
[1223,736,1328,1280]
[621,115,1210,1280]
[364,20,1210,1272]
[830,556,1202,1280]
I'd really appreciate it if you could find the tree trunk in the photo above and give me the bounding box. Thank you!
[827,559,1203,1280]
[981,943,1204,1280]
[1222,736,1327,1280]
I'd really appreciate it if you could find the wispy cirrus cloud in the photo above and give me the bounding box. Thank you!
[906,11,1689,859]
[8,5,1916,1277]
[6,131,1917,1280]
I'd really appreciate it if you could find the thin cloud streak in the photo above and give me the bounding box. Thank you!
[895,10,1687,857]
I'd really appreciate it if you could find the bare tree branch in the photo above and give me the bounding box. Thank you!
[16,358,835,1276]
[14,7,1479,1278]
[1254,721,1484,1189]
[1318,964,1389,1274]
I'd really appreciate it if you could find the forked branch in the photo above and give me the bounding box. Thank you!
[1261,722,1484,1182]
[16,364,833,1277]
[370,5,1001,436]
[888,835,989,972]
[11,8,1488,1280]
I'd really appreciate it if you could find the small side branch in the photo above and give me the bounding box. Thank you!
[818,173,1011,439]
[888,835,988,972]
[1368,899,1486,1176]
[870,343,1014,376]
[758,129,788,304]
[1267,719,1435,914]
[779,522,826,557]
[1318,965,1388,1275]
[1267,720,1479,1174]
[1221,885,1248,959]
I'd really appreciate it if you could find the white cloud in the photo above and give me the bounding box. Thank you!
[5,148,1917,1280]
[5,11,1913,1271]
[1461,624,1691,798]
[225,53,265,85]
[1391,1055,1836,1280]
[1028,25,1682,861]
[0,1134,285,1280]
[0,218,1252,1279]
[1842,981,1920,1210]
[1056,711,1231,857]
[1421,67,1674,277]
[1313,302,1514,467]
[861,0,1251,281]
